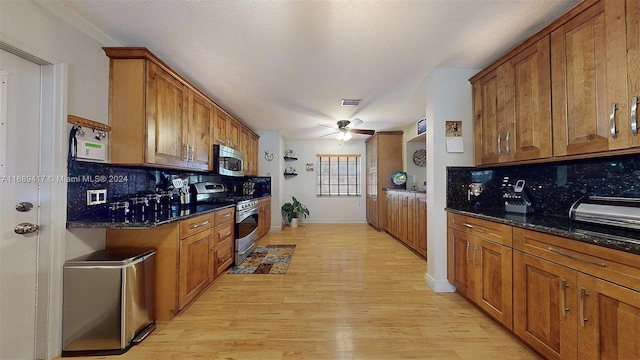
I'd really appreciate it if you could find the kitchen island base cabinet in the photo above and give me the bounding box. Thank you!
[106,208,234,322]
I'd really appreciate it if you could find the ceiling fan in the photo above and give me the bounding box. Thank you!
[318,118,375,141]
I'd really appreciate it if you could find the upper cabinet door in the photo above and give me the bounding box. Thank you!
[628,0,640,148]
[187,91,213,170]
[473,36,552,165]
[213,109,228,146]
[507,35,552,162]
[473,69,502,165]
[146,62,189,168]
[227,117,240,149]
[551,0,629,156]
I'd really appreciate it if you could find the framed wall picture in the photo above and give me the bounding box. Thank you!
[306,163,314,171]
[417,118,426,135]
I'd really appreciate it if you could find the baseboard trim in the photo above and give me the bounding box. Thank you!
[425,273,456,293]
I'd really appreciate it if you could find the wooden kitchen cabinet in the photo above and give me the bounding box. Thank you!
[145,61,189,168]
[385,190,425,259]
[512,227,640,360]
[105,49,213,170]
[447,213,513,329]
[471,35,552,165]
[213,108,228,146]
[226,117,240,149]
[258,197,271,239]
[551,0,631,156]
[239,127,259,176]
[415,194,427,257]
[106,207,234,322]
[365,132,402,230]
[178,227,213,309]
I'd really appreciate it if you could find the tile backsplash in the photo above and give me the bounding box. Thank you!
[67,161,270,221]
[447,153,640,217]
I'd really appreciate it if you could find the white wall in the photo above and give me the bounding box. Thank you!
[257,130,285,231]
[425,69,478,292]
[283,139,367,224]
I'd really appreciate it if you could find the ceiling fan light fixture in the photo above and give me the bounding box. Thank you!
[340,99,361,107]
[336,129,352,141]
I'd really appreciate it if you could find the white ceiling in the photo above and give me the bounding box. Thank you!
[60,0,578,140]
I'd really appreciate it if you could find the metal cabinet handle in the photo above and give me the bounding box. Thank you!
[191,220,210,229]
[610,103,618,138]
[548,247,605,267]
[183,144,189,161]
[465,241,471,263]
[580,287,588,327]
[473,243,478,266]
[561,279,569,317]
[497,133,502,155]
[505,131,510,155]
[462,223,485,233]
[632,96,638,134]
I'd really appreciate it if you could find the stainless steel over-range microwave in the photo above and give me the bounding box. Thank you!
[213,144,244,177]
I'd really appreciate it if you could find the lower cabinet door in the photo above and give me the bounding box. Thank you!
[577,273,640,360]
[215,240,234,274]
[474,239,513,329]
[447,229,473,297]
[513,250,578,360]
[178,229,213,309]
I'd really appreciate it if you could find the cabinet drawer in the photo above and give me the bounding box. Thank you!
[447,213,512,246]
[215,223,234,245]
[214,207,234,225]
[180,213,214,239]
[216,240,234,273]
[513,227,640,291]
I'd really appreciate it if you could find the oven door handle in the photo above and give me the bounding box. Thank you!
[236,206,259,223]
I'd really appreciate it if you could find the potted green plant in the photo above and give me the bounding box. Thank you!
[281,196,310,228]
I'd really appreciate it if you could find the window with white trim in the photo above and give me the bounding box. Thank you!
[316,154,361,196]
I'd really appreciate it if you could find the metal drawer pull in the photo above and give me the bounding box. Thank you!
[220,213,231,218]
[505,131,510,155]
[548,247,605,267]
[466,241,471,263]
[191,220,210,229]
[610,102,618,138]
[473,244,478,266]
[497,133,502,155]
[632,96,638,134]
[561,279,569,317]
[580,287,588,327]
[462,223,485,233]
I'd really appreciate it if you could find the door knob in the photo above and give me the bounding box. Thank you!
[15,202,34,212]
[14,223,39,235]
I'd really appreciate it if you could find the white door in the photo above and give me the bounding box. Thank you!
[0,49,43,359]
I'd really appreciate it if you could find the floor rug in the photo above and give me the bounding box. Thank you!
[228,244,296,274]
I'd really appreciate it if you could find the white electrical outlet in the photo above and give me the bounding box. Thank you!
[87,189,107,205]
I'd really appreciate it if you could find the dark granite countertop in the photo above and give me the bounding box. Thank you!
[445,208,640,256]
[67,203,236,229]
[383,188,427,194]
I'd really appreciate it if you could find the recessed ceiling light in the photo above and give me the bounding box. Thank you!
[341,99,361,107]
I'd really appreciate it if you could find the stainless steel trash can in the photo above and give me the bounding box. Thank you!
[62,248,156,356]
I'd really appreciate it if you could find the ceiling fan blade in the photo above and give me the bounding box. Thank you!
[347,118,364,128]
[350,129,375,135]
[318,123,338,130]
[318,130,339,138]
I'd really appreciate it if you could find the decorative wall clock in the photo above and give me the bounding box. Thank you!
[412,149,426,167]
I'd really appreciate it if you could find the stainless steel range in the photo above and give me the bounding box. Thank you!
[234,198,259,264]
[191,182,260,265]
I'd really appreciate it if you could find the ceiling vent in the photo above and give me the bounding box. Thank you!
[340,99,361,107]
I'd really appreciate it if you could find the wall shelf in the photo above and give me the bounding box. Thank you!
[284,173,298,177]
[284,156,298,161]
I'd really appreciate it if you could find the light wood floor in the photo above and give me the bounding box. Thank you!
[69,224,539,360]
